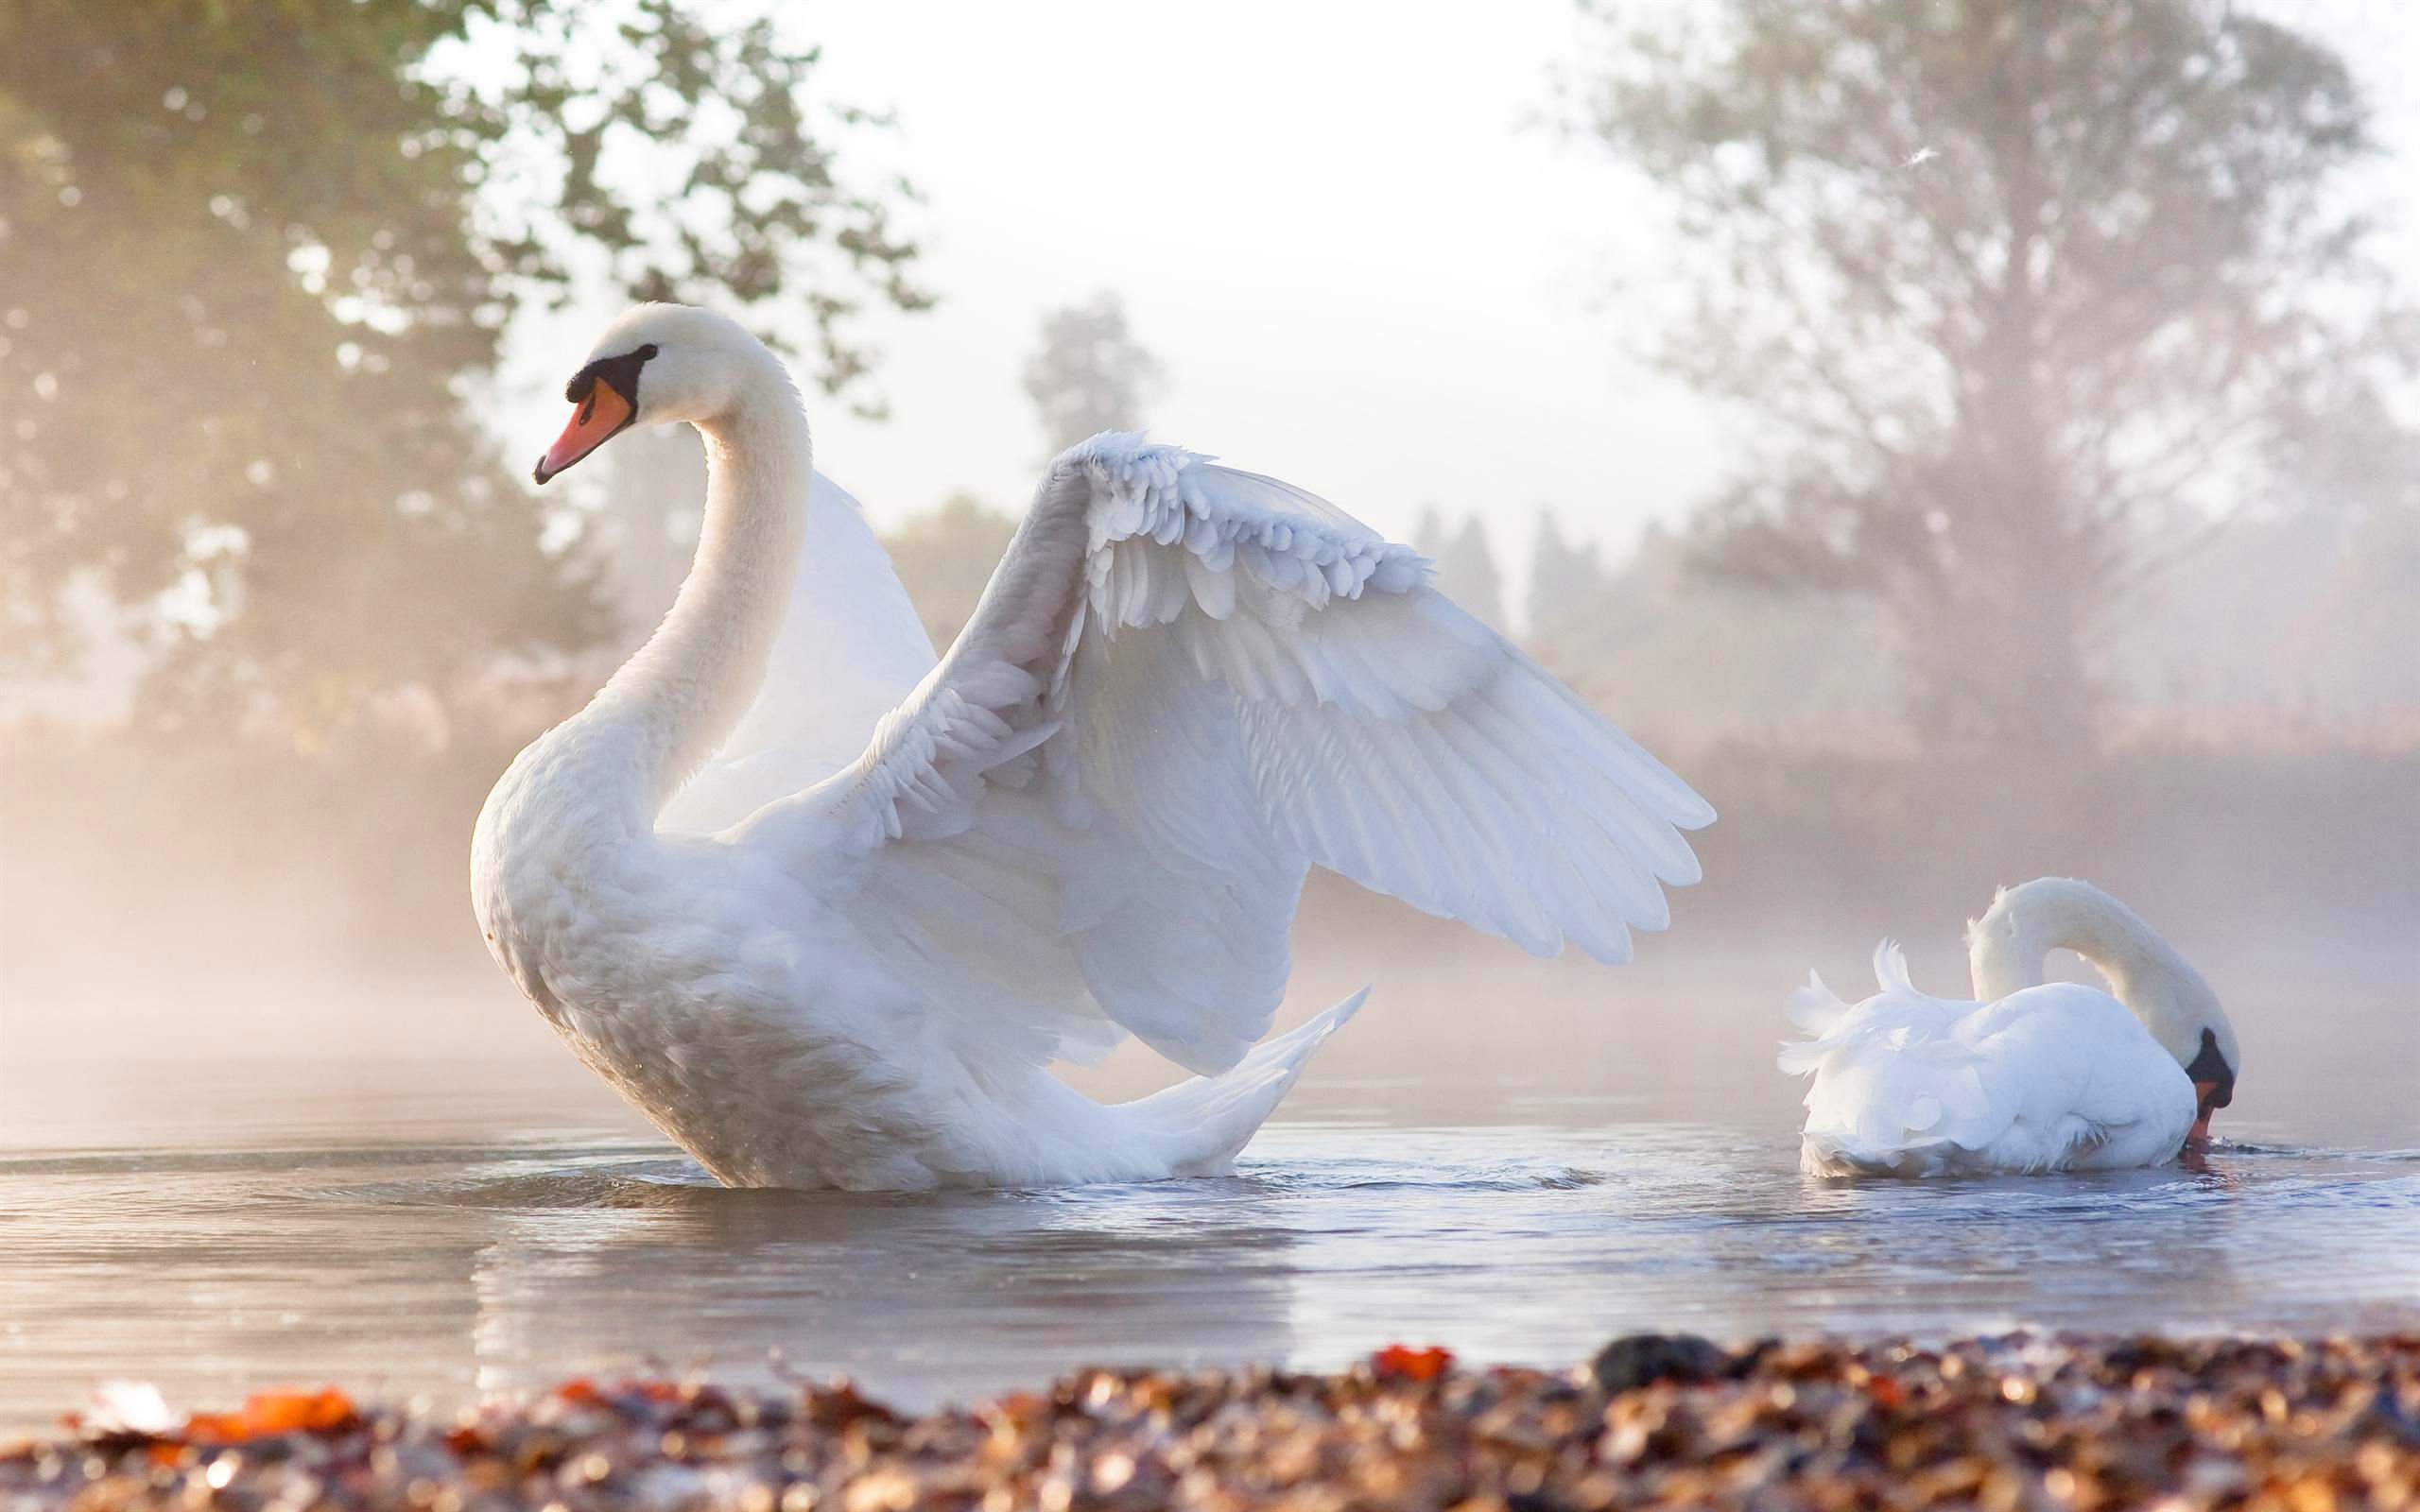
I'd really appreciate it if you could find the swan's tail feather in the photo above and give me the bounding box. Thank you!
[1873,938,1914,995]
[1121,989,1367,1176]
[1778,967,1867,1075]
[1779,943,2015,1171]
[1778,938,1932,1075]
[1784,969,1850,1032]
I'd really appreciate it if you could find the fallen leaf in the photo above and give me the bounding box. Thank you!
[185,1388,357,1443]
[1371,1345,1455,1383]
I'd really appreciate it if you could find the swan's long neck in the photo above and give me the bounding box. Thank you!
[1966,879,2226,1066]
[581,390,810,823]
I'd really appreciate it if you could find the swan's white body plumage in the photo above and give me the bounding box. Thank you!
[1779,880,2236,1177]
[473,306,1710,1191]
[1781,946,2197,1177]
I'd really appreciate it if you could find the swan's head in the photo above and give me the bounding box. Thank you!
[532,303,792,484]
[1968,877,2240,1141]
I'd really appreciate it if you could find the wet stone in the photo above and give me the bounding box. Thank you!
[1588,1333,1739,1395]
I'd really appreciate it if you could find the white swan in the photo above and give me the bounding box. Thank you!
[471,304,1713,1191]
[1779,879,2241,1177]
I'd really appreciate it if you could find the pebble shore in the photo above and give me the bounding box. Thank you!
[6,1334,2414,1511]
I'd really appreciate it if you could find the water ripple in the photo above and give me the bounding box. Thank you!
[1,1122,2414,1436]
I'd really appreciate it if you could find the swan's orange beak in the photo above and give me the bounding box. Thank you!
[533,377,634,484]
[2188,1082,2221,1144]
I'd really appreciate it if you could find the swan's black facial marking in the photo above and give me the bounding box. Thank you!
[564,342,659,408]
[2185,1026,2235,1113]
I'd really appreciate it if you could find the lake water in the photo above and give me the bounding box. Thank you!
[2,1034,2415,1441]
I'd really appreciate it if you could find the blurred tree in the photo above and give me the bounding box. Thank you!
[0,0,926,745]
[1581,0,2415,751]
[1415,508,1506,630]
[881,493,1017,652]
[1021,292,1163,457]
[1528,509,1607,638]
[1531,521,1906,757]
[2266,399,2420,722]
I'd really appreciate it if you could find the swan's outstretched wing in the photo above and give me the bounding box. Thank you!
[663,472,937,833]
[739,434,1713,1074]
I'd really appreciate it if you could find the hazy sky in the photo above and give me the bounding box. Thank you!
[499,0,2416,603]
[502,1,1723,593]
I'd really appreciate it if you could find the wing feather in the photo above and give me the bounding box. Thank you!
[737,434,1711,1074]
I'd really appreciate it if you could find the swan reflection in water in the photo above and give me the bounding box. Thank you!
[458,1156,1305,1409]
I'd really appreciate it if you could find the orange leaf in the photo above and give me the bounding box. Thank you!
[1371,1345,1455,1383]
[251,1389,356,1435]
[185,1389,356,1443]
[182,1412,246,1442]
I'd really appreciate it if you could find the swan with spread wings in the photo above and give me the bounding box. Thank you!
[472,304,1712,1190]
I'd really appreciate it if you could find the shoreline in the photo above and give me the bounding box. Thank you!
[6,1334,2414,1510]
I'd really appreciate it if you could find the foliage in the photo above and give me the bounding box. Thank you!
[1530,523,1907,758]
[881,493,1018,652]
[1415,507,1506,630]
[1019,292,1163,458]
[1529,510,1608,638]
[473,0,929,399]
[0,0,925,743]
[1580,0,2416,750]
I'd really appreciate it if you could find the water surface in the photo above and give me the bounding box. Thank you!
[2,1053,2413,1438]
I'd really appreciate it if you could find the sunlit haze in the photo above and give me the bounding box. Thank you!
[503,0,2417,604]
[501,0,1732,590]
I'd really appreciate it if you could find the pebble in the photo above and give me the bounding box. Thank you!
[4,1334,2413,1510]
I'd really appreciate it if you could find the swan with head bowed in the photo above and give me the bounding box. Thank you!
[471,303,1713,1191]
[1780,878,2241,1177]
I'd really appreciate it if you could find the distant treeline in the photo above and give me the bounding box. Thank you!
[7,726,2411,1065]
